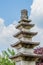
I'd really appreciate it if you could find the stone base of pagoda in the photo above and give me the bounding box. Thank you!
[16,61,36,65]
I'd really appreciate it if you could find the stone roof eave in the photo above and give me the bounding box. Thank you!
[18,19,31,23]
[15,22,35,29]
[13,30,38,37]
[9,52,42,59]
[11,40,40,47]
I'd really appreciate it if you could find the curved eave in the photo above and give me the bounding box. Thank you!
[11,40,40,47]
[14,31,38,37]
[9,53,42,59]
[18,19,31,23]
[16,22,35,29]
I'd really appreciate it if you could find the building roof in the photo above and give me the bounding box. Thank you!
[11,39,40,47]
[9,52,42,59]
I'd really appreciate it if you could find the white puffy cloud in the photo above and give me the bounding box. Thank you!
[31,26,43,47]
[30,0,43,28]
[0,18,4,24]
[0,18,18,52]
[30,0,43,47]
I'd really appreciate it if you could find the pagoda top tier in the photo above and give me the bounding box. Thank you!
[19,9,31,23]
[21,9,28,19]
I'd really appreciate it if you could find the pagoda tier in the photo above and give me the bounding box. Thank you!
[14,30,38,38]
[11,39,40,54]
[18,19,31,23]
[11,40,40,48]
[19,9,31,23]
[10,52,42,61]
[16,22,34,29]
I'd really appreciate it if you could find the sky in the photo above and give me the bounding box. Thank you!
[0,0,43,52]
[0,0,33,26]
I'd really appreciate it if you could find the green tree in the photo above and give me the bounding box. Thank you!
[0,48,15,65]
[2,48,15,57]
[0,55,14,65]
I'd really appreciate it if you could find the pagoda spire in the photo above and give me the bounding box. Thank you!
[21,9,28,19]
[10,9,42,65]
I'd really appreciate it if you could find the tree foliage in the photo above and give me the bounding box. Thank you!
[0,48,15,65]
[2,48,15,57]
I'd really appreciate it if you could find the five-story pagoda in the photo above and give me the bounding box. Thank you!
[10,9,42,65]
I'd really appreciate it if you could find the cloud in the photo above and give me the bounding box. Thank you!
[31,26,43,47]
[30,0,43,47]
[0,18,4,24]
[30,0,43,28]
[0,18,18,52]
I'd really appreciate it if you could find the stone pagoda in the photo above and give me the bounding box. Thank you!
[10,9,42,65]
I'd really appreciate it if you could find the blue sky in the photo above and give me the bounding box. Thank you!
[0,0,43,52]
[0,0,33,26]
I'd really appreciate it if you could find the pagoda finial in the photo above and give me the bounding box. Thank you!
[21,9,28,19]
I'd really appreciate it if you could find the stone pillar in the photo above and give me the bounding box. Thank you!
[16,61,36,65]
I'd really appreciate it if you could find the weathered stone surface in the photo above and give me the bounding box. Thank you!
[21,9,28,19]
[16,61,36,65]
